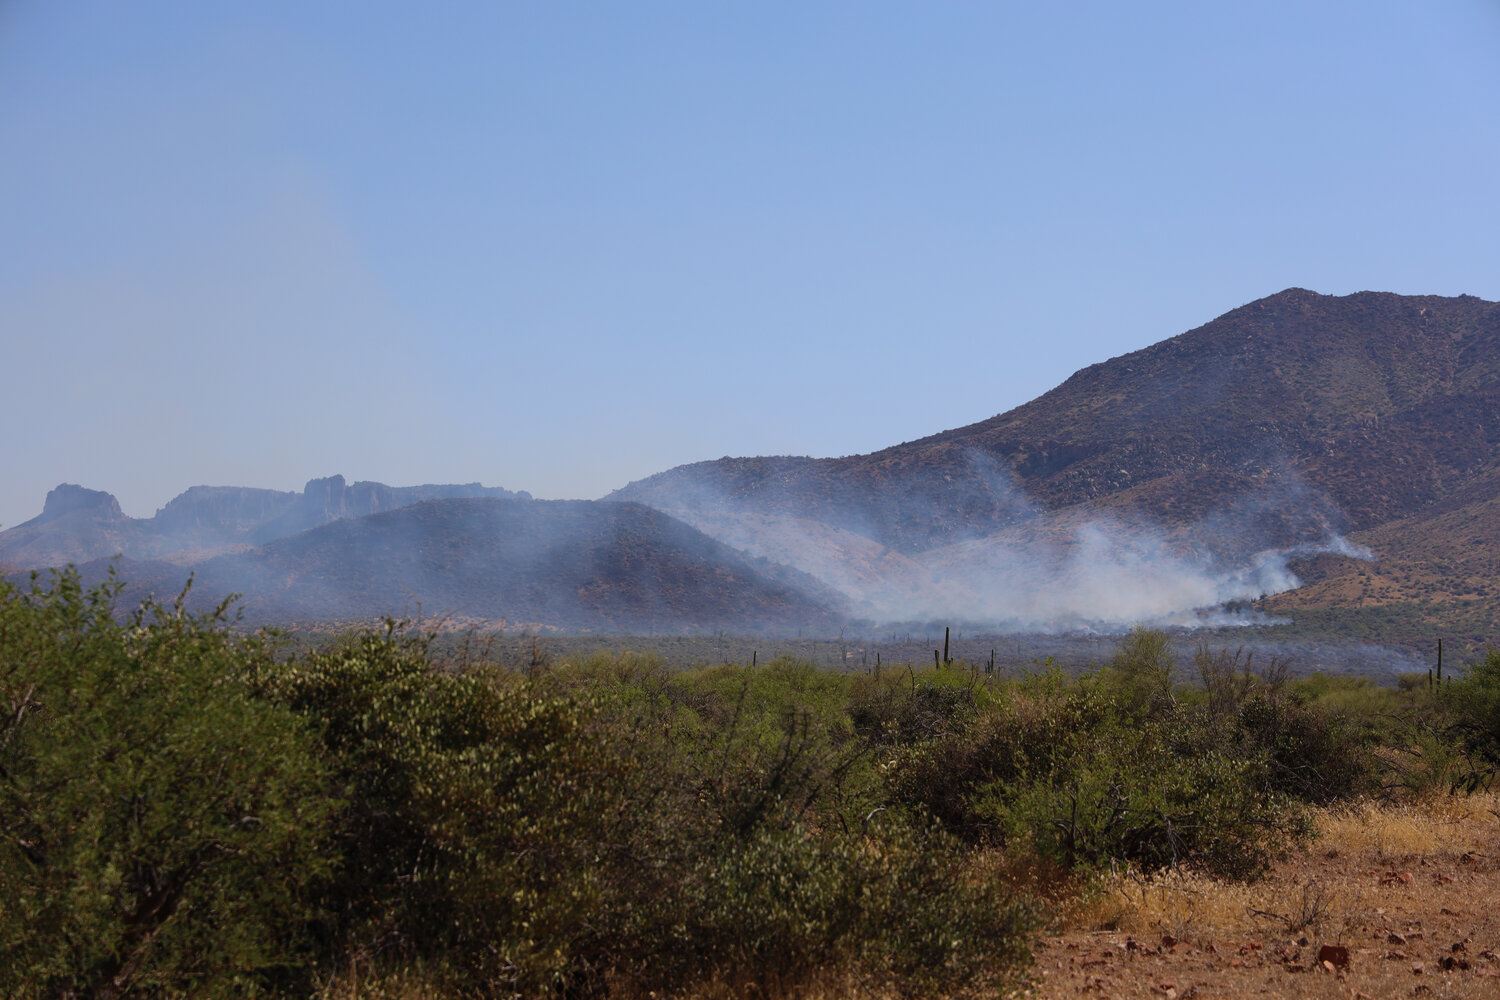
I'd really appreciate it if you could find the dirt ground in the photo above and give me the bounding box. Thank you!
[1020,795,1500,1000]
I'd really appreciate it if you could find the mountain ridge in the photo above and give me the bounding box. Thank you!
[612,289,1500,546]
[63,498,843,634]
[9,288,1500,639]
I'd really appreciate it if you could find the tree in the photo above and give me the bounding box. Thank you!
[1111,624,1176,715]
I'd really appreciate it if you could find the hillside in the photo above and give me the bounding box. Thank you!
[616,290,1500,545]
[612,289,1500,636]
[75,498,842,634]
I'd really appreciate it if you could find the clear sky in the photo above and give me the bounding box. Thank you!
[3,2,1498,528]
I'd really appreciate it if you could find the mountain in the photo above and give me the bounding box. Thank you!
[611,289,1500,639]
[0,475,530,568]
[615,290,1500,546]
[81,499,842,634]
[10,289,1500,640]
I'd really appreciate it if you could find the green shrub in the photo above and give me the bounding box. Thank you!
[883,661,1311,880]
[0,569,333,998]
[244,626,627,996]
[849,669,978,747]
[567,659,1035,997]
[1108,625,1177,717]
[1447,648,1500,762]
[1231,690,1378,803]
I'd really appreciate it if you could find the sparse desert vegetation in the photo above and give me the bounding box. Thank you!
[5,570,1500,998]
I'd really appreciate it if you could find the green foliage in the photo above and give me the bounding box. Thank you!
[884,664,1310,880]
[244,625,627,995]
[7,573,1443,997]
[0,569,333,998]
[1231,690,1378,803]
[1441,648,1500,775]
[1108,625,1176,716]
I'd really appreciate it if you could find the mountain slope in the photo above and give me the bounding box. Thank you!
[88,498,842,633]
[613,289,1500,551]
[611,289,1500,634]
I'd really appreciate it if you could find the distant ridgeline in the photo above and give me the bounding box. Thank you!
[7,289,1500,639]
[0,475,529,566]
[0,479,842,635]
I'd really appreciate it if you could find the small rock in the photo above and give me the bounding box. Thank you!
[1319,944,1351,970]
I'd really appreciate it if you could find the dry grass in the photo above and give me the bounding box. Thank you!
[1029,793,1500,999]
[1318,790,1500,858]
[1059,792,1500,940]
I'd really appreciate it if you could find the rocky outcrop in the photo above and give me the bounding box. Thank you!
[33,484,126,525]
[154,486,299,535]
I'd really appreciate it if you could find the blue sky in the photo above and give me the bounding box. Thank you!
[3,2,1498,528]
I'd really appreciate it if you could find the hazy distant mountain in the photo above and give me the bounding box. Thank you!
[78,499,842,634]
[0,475,529,568]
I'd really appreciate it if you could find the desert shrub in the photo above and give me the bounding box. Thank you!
[1231,689,1379,803]
[245,641,1037,997]
[678,811,1034,996]
[599,734,1034,997]
[1447,649,1500,760]
[0,569,333,998]
[883,661,1310,879]
[1193,642,1289,719]
[973,710,1307,880]
[884,669,1117,840]
[2,579,1049,1000]
[549,658,1037,997]
[849,668,979,747]
[244,626,629,996]
[1107,625,1177,717]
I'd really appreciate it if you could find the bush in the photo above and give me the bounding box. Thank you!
[884,661,1312,879]
[0,570,333,998]
[1,581,1062,997]
[245,625,628,996]
[1447,648,1500,762]
[575,659,1036,997]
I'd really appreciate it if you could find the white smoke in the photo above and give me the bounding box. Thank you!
[648,455,1374,632]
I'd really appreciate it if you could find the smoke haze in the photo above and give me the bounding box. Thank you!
[645,456,1374,632]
